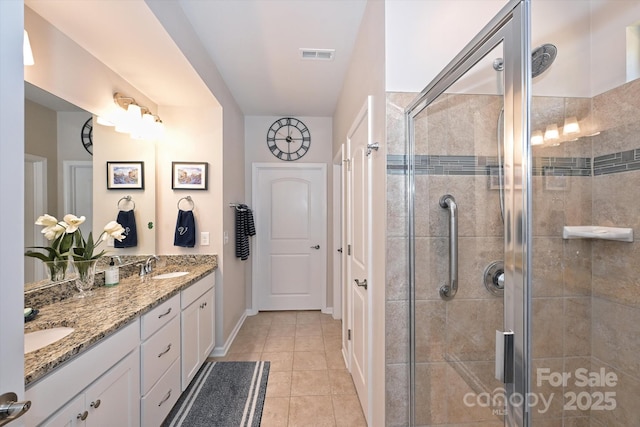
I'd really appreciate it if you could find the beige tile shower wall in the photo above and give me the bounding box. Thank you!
[589,78,640,427]
[386,92,506,426]
[386,93,411,426]
[529,90,594,426]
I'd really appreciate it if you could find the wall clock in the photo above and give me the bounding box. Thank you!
[266,117,311,161]
[81,117,93,155]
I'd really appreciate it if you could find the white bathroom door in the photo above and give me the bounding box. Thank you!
[63,161,93,238]
[24,154,47,283]
[252,163,327,311]
[347,98,372,421]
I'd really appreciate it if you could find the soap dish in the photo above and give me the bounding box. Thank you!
[24,309,39,322]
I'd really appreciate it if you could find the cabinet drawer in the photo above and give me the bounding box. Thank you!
[141,358,181,427]
[141,315,180,394]
[141,294,179,340]
[181,273,215,309]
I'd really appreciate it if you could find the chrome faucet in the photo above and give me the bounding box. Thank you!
[139,255,160,276]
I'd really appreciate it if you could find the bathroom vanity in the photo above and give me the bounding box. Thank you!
[22,255,217,426]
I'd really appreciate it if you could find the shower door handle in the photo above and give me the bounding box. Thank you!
[495,330,514,383]
[439,194,458,300]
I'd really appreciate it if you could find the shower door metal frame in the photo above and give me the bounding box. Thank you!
[405,0,532,426]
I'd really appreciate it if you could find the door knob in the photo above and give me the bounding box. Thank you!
[354,279,368,290]
[0,392,31,426]
[310,245,320,249]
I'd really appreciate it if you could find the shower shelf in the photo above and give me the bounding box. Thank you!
[562,226,633,242]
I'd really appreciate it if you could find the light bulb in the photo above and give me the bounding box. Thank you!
[544,124,559,141]
[23,30,34,66]
[531,130,544,146]
[562,117,580,135]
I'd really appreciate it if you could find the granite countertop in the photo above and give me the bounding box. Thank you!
[24,255,217,387]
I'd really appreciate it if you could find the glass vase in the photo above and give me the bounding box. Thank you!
[44,258,68,282]
[71,259,98,298]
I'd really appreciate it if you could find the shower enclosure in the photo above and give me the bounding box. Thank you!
[389,0,640,426]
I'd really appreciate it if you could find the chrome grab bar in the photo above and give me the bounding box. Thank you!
[439,194,458,300]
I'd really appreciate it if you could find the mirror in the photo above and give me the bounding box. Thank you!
[24,82,156,289]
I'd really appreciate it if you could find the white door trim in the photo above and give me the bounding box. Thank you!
[345,97,374,422]
[25,154,48,282]
[63,160,92,214]
[250,162,328,314]
[332,147,343,320]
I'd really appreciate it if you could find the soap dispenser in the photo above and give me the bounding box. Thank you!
[105,257,119,287]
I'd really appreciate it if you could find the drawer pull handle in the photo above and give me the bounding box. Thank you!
[158,344,172,358]
[90,399,101,409]
[77,411,88,421]
[158,389,172,407]
[158,307,172,319]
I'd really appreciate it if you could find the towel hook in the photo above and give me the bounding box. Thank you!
[178,196,195,211]
[229,203,247,212]
[117,195,135,211]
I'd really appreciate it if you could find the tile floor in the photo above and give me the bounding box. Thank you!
[208,310,367,426]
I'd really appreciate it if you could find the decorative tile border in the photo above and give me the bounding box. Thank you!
[388,150,640,176]
[387,154,593,176]
[593,148,640,176]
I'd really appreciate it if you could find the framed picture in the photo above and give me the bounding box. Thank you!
[172,162,208,190]
[106,161,144,189]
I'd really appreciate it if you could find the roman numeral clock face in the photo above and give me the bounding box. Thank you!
[266,117,311,161]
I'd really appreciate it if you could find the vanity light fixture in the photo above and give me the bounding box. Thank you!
[544,123,559,142]
[562,116,580,135]
[531,130,544,146]
[108,92,164,140]
[23,30,34,66]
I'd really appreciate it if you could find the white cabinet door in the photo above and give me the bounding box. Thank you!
[42,350,139,427]
[181,299,200,389]
[181,287,215,390]
[199,288,215,362]
[42,394,85,427]
[85,349,140,427]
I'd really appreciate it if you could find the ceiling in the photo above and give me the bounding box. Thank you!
[25,0,368,117]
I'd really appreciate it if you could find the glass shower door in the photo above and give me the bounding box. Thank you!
[405,1,530,426]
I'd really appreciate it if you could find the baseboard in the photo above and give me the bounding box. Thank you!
[321,307,333,315]
[211,309,249,357]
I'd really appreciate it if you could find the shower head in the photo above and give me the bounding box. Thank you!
[531,43,557,78]
[492,43,557,77]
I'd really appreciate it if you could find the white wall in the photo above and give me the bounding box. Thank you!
[57,111,92,218]
[25,99,57,215]
[333,0,386,423]
[589,0,640,95]
[0,0,26,401]
[244,115,334,308]
[146,0,247,349]
[386,0,640,98]
[93,123,157,256]
[155,105,223,257]
[385,0,507,93]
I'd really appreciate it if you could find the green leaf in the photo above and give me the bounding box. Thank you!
[24,250,53,262]
[25,246,62,262]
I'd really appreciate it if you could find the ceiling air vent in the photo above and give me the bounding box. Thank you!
[300,48,335,61]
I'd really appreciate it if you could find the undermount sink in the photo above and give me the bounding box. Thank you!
[25,327,75,354]
[152,271,189,280]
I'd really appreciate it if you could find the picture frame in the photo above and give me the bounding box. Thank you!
[106,161,144,190]
[172,162,208,190]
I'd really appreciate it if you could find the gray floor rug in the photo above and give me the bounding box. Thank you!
[162,361,270,427]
